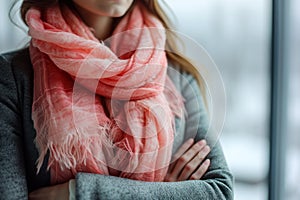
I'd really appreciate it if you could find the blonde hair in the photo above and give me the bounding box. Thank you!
[142,1,206,102]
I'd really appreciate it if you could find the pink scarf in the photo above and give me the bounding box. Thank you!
[26,2,183,184]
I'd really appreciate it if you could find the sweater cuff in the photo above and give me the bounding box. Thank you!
[69,179,76,200]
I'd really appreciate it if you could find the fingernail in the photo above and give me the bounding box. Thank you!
[205,159,210,165]
[197,139,206,145]
[204,145,210,152]
[184,138,194,146]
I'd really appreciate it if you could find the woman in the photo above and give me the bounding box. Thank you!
[0,0,233,199]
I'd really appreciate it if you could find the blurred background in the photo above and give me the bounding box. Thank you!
[0,0,299,199]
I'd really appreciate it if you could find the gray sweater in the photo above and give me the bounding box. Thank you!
[0,48,233,200]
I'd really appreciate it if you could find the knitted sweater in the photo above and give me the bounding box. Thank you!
[0,48,233,200]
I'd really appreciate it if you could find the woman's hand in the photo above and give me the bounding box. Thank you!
[164,138,211,182]
[29,181,69,200]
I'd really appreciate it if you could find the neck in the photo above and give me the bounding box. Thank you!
[74,6,113,41]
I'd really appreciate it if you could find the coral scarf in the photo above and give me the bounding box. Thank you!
[26,2,183,184]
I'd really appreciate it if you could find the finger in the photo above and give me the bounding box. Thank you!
[171,138,194,162]
[177,145,210,181]
[189,159,210,180]
[166,162,176,175]
[169,140,207,179]
[167,138,194,173]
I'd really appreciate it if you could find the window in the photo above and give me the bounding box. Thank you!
[166,0,271,199]
[285,0,300,199]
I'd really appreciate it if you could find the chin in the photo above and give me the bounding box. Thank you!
[73,0,135,18]
[108,8,130,17]
[99,1,135,17]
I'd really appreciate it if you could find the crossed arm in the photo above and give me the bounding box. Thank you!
[29,138,212,199]
[0,54,233,200]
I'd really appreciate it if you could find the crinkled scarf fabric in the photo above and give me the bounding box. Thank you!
[26,2,184,184]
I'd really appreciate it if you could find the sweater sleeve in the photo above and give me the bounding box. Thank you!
[0,55,28,199]
[74,70,234,200]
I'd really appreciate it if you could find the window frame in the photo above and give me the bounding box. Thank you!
[269,0,290,199]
